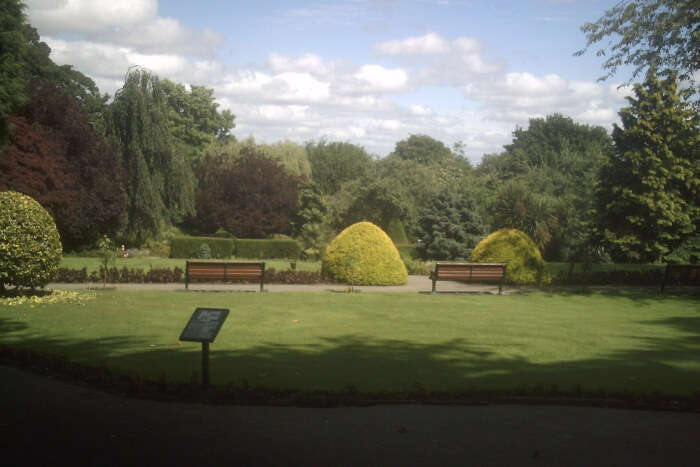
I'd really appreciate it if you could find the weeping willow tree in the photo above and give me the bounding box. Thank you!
[107,68,195,244]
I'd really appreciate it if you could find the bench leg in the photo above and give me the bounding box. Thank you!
[498,281,502,295]
[431,278,436,294]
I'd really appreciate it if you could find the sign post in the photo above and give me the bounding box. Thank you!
[179,308,229,388]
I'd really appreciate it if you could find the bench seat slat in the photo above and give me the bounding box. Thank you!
[431,262,507,295]
[186,261,266,291]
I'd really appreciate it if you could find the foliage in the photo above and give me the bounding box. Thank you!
[96,235,117,287]
[236,239,301,259]
[20,24,109,130]
[289,181,328,252]
[470,229,551,285]
[491,180,562,252]
[328,173,411,233]
[257,140,312,178]
[322,222,408,285]
[0,82,126,250]
[385,219,409,244]
[593,69,700,262]
[170,236,235,259]
[476,114,613,262]
[107,68,195,245]
[0,0,27,148]
[306,139,373,195]
[415,189,487,261]
[576,0,699,94]
[160,79,235,158]
[390,134,455,165]
[0,191,62,290]
[190,147,301,238]
[0,289,95,307]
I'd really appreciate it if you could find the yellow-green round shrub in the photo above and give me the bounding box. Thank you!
[470,228,550,285]
[322,221,408,285]
[0,191,62,290]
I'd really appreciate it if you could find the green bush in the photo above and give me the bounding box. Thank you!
[236,239,301,259]
[470,228,551,285]
[170,236,235,259]
[0,191,62,289]
[322,221,408,285]
[396,244,419,260]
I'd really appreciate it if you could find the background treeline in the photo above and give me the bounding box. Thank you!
[1,3,698,264]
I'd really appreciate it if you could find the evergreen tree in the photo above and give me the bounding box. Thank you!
[107,68,195,244]
[593,69,700,262]
[414,189,487,261]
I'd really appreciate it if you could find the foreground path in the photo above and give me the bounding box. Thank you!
[2,365,699,466]
[48,275,517,294]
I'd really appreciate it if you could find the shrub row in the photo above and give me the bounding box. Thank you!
[170,236,235,259]
[551,269,665,286]
[236,239,301,259]
[55,267,321,284]
[170,236,301,260]
[57,267,185,283]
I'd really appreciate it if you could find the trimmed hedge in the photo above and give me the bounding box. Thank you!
[471,228,551,285]
[170,236,235,259]
[322,221,407,285]
[0,191,62,289]
[236,239,301,259]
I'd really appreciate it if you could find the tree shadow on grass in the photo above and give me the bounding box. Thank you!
[2,308,699,408]
[537,287,700,305]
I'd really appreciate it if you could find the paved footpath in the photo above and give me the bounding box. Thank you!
[48,275,522,294]
[2,364,699,466]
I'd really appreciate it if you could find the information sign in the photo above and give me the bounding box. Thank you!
[179,308,230,343]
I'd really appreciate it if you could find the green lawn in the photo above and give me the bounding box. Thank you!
[1,290,698,396]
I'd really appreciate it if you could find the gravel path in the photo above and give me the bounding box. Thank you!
[47,275,523,294]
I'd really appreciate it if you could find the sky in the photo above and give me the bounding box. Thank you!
[23,0,635,163]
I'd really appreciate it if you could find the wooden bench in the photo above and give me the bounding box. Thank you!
[660,264,700,292]
[185,260,265,291]
[430,262,507,295]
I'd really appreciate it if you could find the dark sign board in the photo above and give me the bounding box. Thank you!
[179,308,230,343]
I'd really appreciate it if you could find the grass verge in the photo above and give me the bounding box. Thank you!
[1,289,699,406]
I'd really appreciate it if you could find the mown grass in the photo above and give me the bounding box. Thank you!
[1,289,698,397]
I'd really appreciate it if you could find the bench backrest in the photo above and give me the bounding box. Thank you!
[434,262,506,282]
[186,261,265,280]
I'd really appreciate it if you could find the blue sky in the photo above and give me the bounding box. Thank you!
[25,0,633,162]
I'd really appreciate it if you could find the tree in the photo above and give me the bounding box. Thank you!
[593,69,700,262]
[576,0,699,94]
[160,79,234,157]
[191,148,301,238]
[1,82,125,250]
[306,139,373,195]
[414,189,487,261]
[390,134,454,165]
[491,180,562,252]
[0,0,27,148]
[107,68,195,244]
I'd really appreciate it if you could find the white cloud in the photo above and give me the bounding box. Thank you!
[375,33,502,86]
[354,65,408,92]
[464,71,622,126]
[26,0,157,34]
[375,33,450,55]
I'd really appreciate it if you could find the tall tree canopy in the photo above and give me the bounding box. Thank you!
[160,79,234,157]
[1,82,125,249]
[576,0,699,94]
[390,134,456,166]
[0,0,27,147]
[593,69,700,262]
[190,148,301,238]
[306,140,373,195]
[107,68,195,244]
